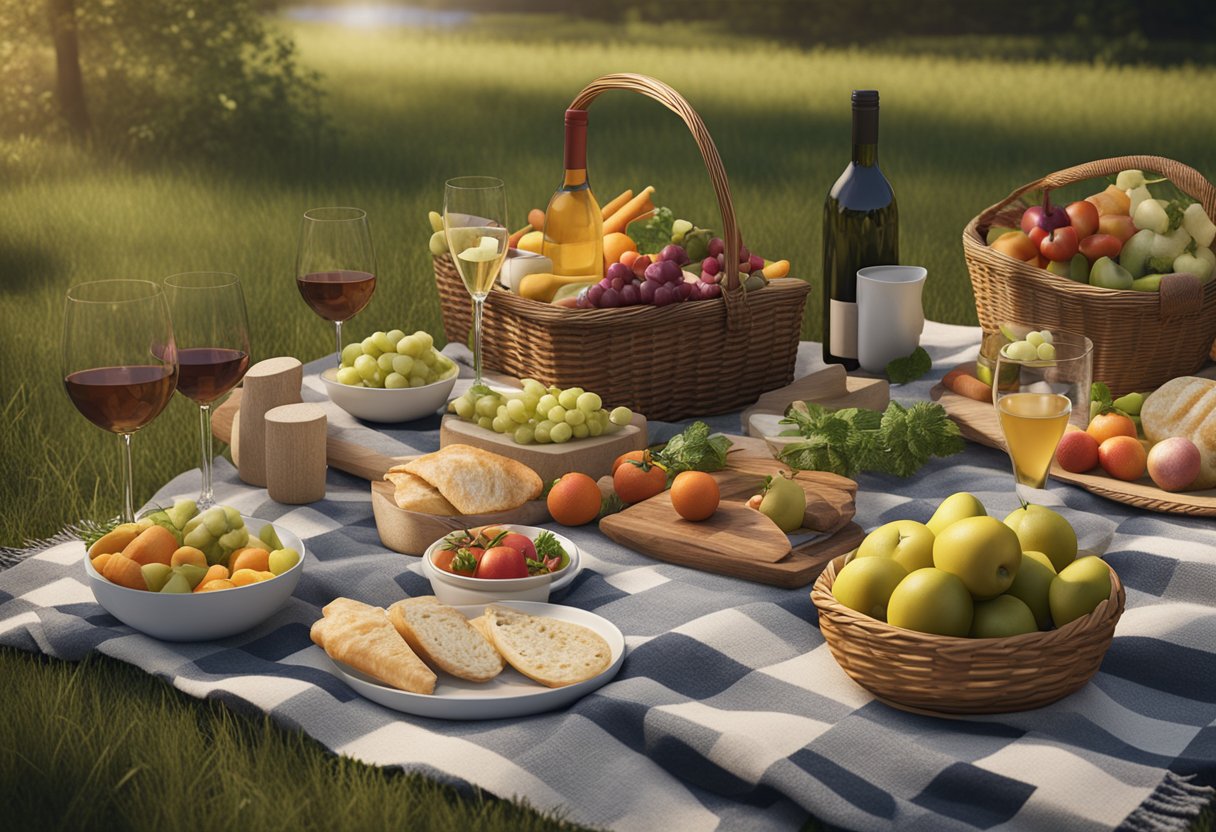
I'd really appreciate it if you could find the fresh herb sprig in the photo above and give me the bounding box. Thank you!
[654,421,732,476]
[886,347,932,384]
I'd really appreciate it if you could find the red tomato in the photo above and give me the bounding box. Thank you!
[1027,226,1048,249]
[475,546,529,579]
[432,549,458,573]
[614,457,668,504]
[1039,226,1079,262]
[497,532,536,561]
[1065,200,1099,238]
[1078,233,1123,264]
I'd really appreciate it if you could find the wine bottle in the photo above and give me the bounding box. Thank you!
[822,89,898,369]
[543,109,604,278]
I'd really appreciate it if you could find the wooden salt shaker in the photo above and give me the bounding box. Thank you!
[237,357,303,487]
[264,403,327,504]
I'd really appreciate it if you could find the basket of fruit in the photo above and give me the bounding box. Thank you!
[433,73,810,422]
[962,155,1216,395]
[810,497,1125,715]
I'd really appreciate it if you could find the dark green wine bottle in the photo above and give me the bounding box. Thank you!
[822,89,898,369]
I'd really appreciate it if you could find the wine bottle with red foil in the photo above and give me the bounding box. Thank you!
[822,89,898,369]
[543,109,603,278]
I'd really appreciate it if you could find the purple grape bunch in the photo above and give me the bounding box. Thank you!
[577,239,743,309]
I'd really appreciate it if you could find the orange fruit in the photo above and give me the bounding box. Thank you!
[1087,411,1136,445]
[603,232,638,269]
[547,473,602,526]
[670,471,720,521]
[1097,435,1147,481]
[196,579,236,593]
[614,457,668,504]
[612,449,648,475]
[230,547,270,573]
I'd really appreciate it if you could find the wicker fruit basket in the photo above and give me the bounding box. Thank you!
[811,553,1125,715]
[962,155,1216,395]
[436,73,811,422]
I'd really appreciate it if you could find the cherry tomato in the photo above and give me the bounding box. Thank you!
[613,457,667,504]
[612,449,649,475]
[497,532,536,561]
[1028,226,1048,250]
[1078,233,1123,264]
[475,546,529,579]
[1039,226,1079,262]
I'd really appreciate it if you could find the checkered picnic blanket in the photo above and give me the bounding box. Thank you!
[1,321,1213,832]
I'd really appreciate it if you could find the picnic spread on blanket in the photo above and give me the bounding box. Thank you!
[11,74,1216,831]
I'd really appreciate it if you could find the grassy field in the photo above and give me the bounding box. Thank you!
[2,16,1215,831]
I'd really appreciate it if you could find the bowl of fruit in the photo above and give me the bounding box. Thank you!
[420,525,579,605]
[322,329,459,423]
[810,493,1124,715]
[84,501,305,642]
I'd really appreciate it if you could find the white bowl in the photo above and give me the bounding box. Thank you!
[84,515,304,642]
[421,525,581,605]
[320,366,457,424]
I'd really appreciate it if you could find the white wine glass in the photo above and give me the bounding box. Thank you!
[993,325,1093,508]
[443,177,507,388]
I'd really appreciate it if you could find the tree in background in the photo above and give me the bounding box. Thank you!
[45,0,90,140]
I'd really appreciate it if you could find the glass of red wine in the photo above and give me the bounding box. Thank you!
[63,280,178,523]
[163,272,251,509]
[295,207,376,367]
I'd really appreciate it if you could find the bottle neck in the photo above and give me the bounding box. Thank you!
[563,119,588,186]
[851,107,879,167]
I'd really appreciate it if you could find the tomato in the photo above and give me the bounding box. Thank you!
[1078,233,1122,264]
[1065,200,1099,238]
[613,457,667,504]
[437,546,482,575]
[1039,226,1079,262]
[475,546,529,579]
[612,449,648,475]
[432,549,458,573]
[1027,226,1048,250]
[497,532,536,561]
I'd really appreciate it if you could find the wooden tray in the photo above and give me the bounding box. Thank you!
[741,365,890,455]
[599,441,864,587]
[930,365,1216,517]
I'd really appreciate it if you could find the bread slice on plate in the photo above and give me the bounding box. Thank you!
[311,598,437,694]
[481,604,612,688]
[389,596,504,682]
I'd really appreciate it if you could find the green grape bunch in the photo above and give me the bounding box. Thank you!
[335,329,458,389]
[448,379,632,445]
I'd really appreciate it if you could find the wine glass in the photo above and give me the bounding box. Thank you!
[163,273,251,509]
[443,177,508,388]
[993,325,1093,508]
[63,280,178,523]
[295,207,377,367]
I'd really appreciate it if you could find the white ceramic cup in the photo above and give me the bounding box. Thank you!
[856,265,927,374]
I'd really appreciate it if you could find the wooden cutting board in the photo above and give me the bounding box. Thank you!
[742,364,890,446]
[599,447,863,587]
[930,365,1216,517]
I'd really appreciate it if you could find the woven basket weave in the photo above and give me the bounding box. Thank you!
[811,553,1125,715]
[436,73,811,422]
[962,155,1216,395]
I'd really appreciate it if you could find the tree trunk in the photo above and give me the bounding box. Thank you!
[46,0,90,140]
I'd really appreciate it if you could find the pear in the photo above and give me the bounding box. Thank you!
[140,563,173,593]
[159,573,193,594]
[758,474,806,533]
[926,492,987,536]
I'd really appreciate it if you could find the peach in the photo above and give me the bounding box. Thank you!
[230,548,270,574]
[121,525,177,567]
[102,553,147,591]
[1147,437,1201,492]
[1056,430,1099,473]
[1098,435,1147,481]
[990,231,1037,262]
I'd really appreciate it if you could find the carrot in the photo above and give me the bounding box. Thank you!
[122,525,177,567]
[944,369,993,403]
[507,222,533,248]
[599,189,633,220]
[527,208,545,230]
[602,186,655,235]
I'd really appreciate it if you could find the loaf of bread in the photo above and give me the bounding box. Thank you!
[1140,376,1216,489]
[388,597,504,682]
[481,604,612,688]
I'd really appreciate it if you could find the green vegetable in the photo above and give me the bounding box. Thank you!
[654,421,732,475]
[886,347,932,384]
[533,531,565,562]
[777,401,963,478]
[451,548,478,574]
[626,206,674,254]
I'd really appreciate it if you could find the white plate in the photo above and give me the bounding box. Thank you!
[324,600,625,720]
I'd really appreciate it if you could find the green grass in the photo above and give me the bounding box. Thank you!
[2,17,1215,831]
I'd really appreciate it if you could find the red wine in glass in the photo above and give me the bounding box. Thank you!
[64,365,177,434]
[176,347,250,404]
[295,270,376,322]
[296,208,377,366]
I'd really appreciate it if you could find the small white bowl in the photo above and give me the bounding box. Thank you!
[421,525,581,605]
[320,366,457,424]
[84,516,304,642]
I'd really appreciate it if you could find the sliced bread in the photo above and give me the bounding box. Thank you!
[388,596,504,682]
[312,597,437,695]
[482,604,612,688]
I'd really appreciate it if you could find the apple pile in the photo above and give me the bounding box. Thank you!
[829,494,1115,638]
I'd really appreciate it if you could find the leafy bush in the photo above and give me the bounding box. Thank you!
[0,0,328,163]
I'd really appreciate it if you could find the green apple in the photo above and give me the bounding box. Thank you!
[933,516,1022,599]
[1089,256,1133,290]
[830,557,908,621]
[259,523,284,550]
[855,520,935,572]
[1003,505,1077,573]
[159,572,193,594]
[926,492,988,536]
[1049,556,1112,626]
[970,595,1038,638]
[886,568,973,637]
[172,562,208,589]
[268,547,300,576]
[759,474,806,533]
[1006,550,1056,629]
[139,562,173,593]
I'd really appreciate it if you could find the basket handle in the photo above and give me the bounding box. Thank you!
[570,73,750,329]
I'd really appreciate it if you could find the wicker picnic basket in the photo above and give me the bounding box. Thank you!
[811,553,1125,715]
[962,155,1216,395]
[436,73,811,422]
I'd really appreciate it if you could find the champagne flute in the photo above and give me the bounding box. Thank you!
[63,280,178,523]
[163,273,251,509]
[993,325,1093,508]
[443,177,508,388]
[295,207,377,367]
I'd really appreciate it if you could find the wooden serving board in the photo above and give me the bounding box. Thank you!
[440,413,648,484]
[742,365,890,451]
[599,447,864,588]
[930,365,1216,517]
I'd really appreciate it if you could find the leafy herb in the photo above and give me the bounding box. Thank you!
[626,206,675,254]
[598,492,624,519]
[1091,381,1114,415]
[77,517,121,551]
[533,531,565,561]
[451,548,478,574]
[654,421,732,475]
[777,400,963,478]
[886,347,932,384]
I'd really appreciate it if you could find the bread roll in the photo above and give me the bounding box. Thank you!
[1140,376,1216,489]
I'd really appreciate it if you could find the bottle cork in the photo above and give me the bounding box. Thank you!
[237,357,303,487]
[264,403,327,504]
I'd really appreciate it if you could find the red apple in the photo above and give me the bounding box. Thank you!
[1065,201,1100,238]
[1028,227,1048,249]
[1098,214,1137,243]
[1078,233,1123,263]
[1040,226,1079,262]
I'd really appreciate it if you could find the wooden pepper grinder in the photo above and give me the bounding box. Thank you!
[264,403,327,504]
[237,357,303,487]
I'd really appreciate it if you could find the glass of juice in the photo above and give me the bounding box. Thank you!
[443,177,508,389]
[296,207,377,368]
[993,325,1093,508]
